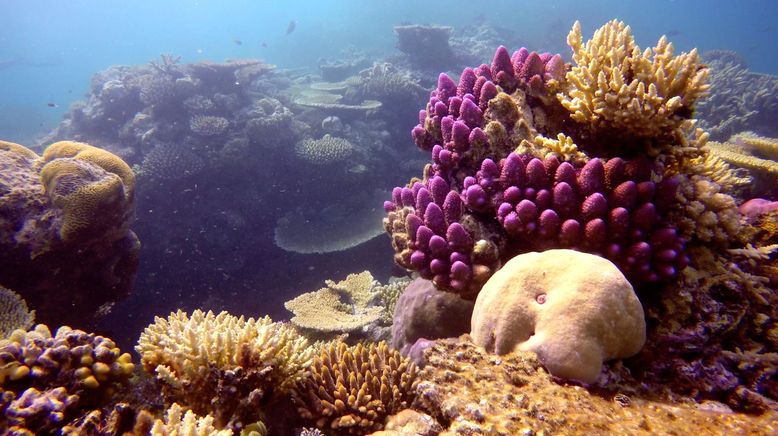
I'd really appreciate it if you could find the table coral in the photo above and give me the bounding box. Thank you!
[471,250,645,383]
[136,309,313,429]
[292,341,418,435]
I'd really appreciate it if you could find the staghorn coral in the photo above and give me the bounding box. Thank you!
[558,20,709,155]
[292,341,418,435]
[706,132,778,182]
[136,309,313,429]
[294,135,355,166]
[373,277,412,325]
[284,271,383,336]
[697,51,778,140]
[0,285,34,338]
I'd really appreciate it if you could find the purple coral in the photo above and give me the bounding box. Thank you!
[388,45,687,295]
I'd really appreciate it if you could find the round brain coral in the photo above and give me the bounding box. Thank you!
[39,141,135,242]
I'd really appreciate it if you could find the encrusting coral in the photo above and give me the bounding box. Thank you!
[0,285,35,338]
[471,250,645,383]
[136,309,313,430]
[292,341,418,435]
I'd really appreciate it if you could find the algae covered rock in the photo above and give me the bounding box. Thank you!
[471,249,645,383]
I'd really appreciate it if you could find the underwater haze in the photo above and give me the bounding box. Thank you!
[1,0,778,434]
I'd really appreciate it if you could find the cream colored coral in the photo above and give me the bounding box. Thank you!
[559,20,708,145]
[705,133,778,176]
[150,403,232,436]
[136,309,313,392]
[471,250,646,383]
[0,285,34,338]
[294,135,355,165]
[673,175,743,244]
[284,271,383,333]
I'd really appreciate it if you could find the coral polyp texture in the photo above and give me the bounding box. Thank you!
[384,19,725,297]
[0,285,35,338]
[0,140,139,328]
[136,309,313,430]
[292,341,418,435]
[0,324,134,434]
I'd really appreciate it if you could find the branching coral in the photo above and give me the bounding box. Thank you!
[706,132,778,178]
[292,341,418,435]
[559,20,709,155]
[136,309,313,429]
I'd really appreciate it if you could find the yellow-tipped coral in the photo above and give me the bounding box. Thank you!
[149,403,233,436]
[559,20,709,153]
[293,341,418,435]
[136,309,313,428]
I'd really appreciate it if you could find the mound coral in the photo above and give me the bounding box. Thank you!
[294,135,355,166]
[292,341,418,435]
[0,140,138,328]
[136,309,313,429]
[471,250,646,383]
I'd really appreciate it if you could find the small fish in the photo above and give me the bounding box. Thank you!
[47,102,58,108]
[261,41,268,48]
[286,20,296,35]
[233,39,243,45]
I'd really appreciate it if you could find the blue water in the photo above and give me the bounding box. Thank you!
[1,0,777,144]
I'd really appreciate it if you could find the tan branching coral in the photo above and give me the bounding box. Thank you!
[292,341,418,435]
[706,132,778,177]
[149,403,232,436]
[559,20,709,153]
[0,285,34,338]
[672,175,743,244]
[284,271,383,335]
[136,310,313,428]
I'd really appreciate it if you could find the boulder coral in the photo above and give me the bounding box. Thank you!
[471,249,645,383]
[0,140,138,328]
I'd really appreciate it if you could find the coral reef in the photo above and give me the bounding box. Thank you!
[0,140,139,328]
[0,286,34,338]
[393,25,455,70]
[292,341,418,435]
[390,278,473,356]
[697,50,778,140]
[148,403,233,436]
[411,337,777,434]
[136,309,313,429]
[471,250,645,383]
